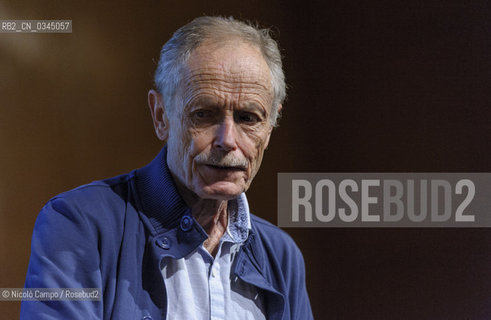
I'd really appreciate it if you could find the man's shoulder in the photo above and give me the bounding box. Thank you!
[50,172,135,204]
[38,171,138,231]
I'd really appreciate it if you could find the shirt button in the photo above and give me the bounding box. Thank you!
[156,237,171,250]
[142,316,152,320]
[180,215,193,232]
[211,270,216,278]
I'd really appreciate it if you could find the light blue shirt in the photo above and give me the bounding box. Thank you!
[161,193,266,320]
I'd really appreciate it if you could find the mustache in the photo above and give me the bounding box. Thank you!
[195,152,248,170]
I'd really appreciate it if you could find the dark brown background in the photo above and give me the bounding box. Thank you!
[1,0,491,319]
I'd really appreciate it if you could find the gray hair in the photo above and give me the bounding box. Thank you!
[154,16,286,126]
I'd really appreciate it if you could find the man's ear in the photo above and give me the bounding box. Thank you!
[264,104,282,149]
[148,89,169,141]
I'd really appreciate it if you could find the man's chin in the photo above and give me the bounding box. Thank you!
[195,182,246,200]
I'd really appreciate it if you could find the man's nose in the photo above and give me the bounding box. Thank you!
[213,117,238,151]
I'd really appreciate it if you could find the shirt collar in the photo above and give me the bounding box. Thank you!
[222,193,252,243]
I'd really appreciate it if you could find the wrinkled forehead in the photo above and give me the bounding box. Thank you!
[181,40,274,97]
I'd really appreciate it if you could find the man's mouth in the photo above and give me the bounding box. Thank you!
[205,164,246,171]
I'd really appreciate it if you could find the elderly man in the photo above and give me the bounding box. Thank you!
[21,16,313,320]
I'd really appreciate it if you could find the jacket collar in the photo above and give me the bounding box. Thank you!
[134,146,189,235]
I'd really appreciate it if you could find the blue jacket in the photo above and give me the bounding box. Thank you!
[21,147,313,320]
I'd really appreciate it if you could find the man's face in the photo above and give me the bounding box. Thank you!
[166,40,275,200]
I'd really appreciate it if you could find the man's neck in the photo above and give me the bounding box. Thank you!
[191,199,228,257]
[171,174,229,257]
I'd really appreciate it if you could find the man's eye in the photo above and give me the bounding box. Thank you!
[236,112,260,124]
[193,110,212,119]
